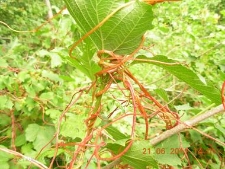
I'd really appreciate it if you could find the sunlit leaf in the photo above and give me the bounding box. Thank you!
[49,52,63,68]
[60,113,86,139]
[39,92,54,100]
[45,109,61,120]
[25,124,40,142]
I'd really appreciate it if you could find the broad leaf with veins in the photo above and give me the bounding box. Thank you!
[133,55,221,105]
[64,0,154,55]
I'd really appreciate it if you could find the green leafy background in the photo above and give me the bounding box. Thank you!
[0,0,225,168]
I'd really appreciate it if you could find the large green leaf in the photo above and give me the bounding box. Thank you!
[106,140,158,168]
[64,0,154,55]
[133,55,221,104]
[154,135,190,166]
[121,140,158,169]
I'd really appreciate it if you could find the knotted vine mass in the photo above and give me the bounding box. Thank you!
[61,0,182,168]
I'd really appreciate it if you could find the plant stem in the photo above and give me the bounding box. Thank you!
[86,75,110,136]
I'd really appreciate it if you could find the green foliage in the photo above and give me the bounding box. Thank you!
[60,113,86,139]
[25,124,55,151]
[0,0,225,168]
[0,0,89,168]
[65,38,101,80]
[154,135,190,167]
[64,0,154,55]
[0,0,47,41]
[0,145,14,169]
[63,0,154,79]
[133,55,221,104]
[149,0,225,87]
[122,141,158,169]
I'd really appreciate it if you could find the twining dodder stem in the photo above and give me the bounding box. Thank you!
[69,36,181,167]
[85,75,110,136]
[69,75,109,168]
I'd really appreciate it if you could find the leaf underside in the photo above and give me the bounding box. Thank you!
[64,0,154,55]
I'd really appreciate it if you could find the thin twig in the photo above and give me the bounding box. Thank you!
[0,148,48,169]
[49,88,86,169]
[151,104,225,145]
[10,109,16,151]
[44,0,53,19]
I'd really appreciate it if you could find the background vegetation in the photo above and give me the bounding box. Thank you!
[0,0,225,168]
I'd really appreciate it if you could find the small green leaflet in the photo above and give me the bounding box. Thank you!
[66,37,101,80]
[25,124,55,151]
[105,126,129,146]
[133,55,221,105]
[154,88,169,102]
[0,95,13,110]
[15,134,26,147]
[105,126,128,141]
[33,126,55,151]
